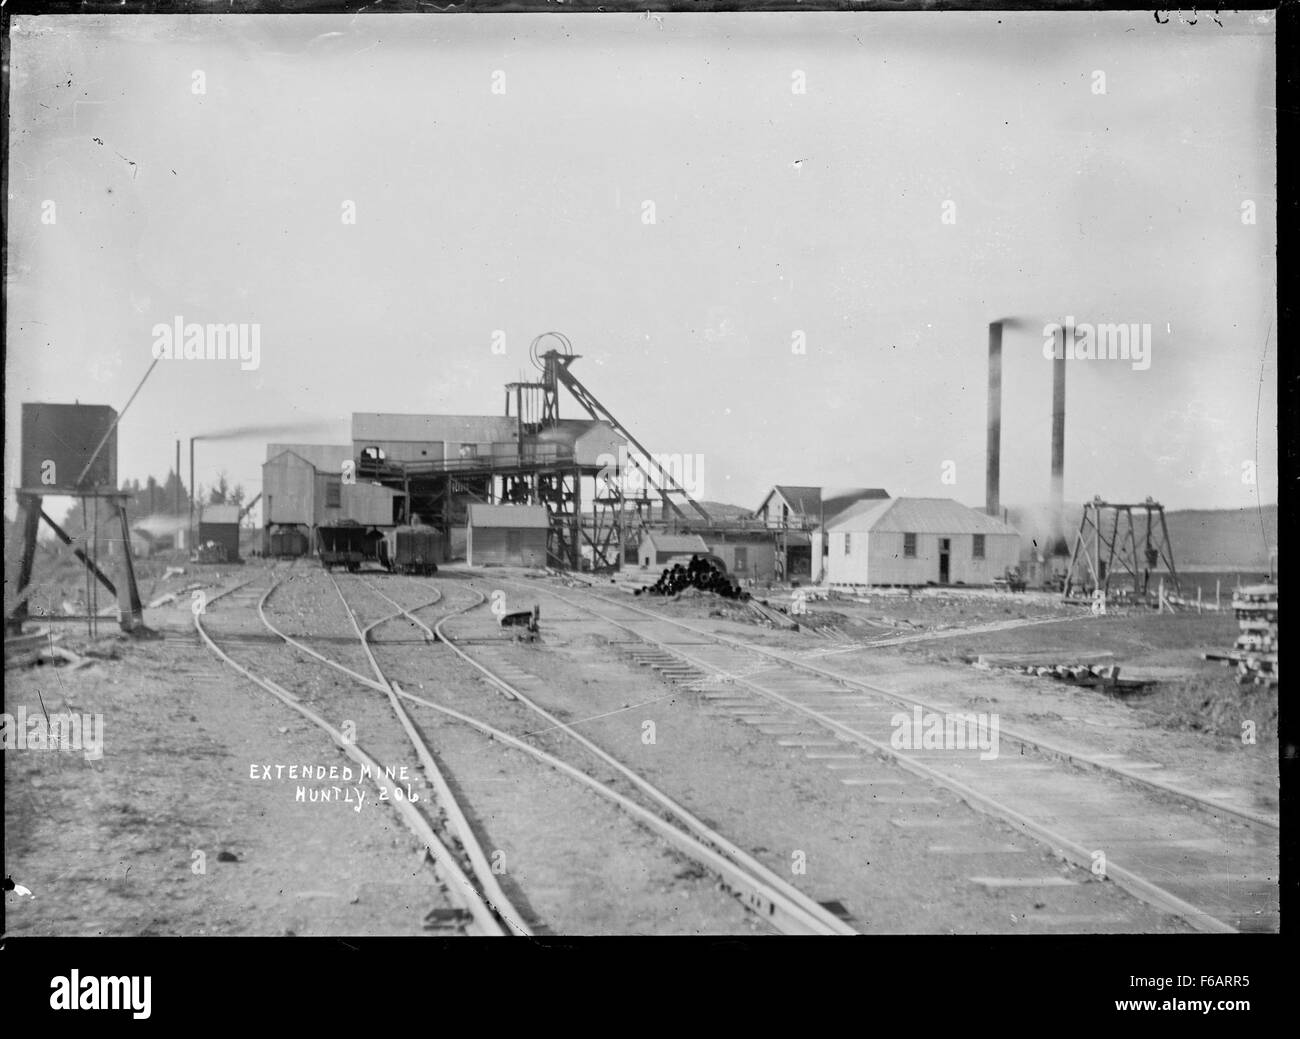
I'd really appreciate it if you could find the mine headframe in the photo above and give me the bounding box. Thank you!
[500,333,713,571]
[505,332,712,525]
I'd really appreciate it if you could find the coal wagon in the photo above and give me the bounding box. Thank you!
[378,524,442,575]
[316,521,381,572]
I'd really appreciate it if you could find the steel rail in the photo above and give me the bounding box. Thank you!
[582,588,1278,831]
[195,571,512,937]
[364,576,856,936]
[517,581,1247,934]
[326,575,532,937]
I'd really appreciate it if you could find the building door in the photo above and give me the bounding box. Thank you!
[939,538,951,584]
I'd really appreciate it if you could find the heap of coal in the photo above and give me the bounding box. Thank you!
[636,556,750,600]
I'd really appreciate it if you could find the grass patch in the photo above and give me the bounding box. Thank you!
[1142,671,1278,741]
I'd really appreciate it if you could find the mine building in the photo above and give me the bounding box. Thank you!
[261,443,405,557]
[261,338,860,575]
[466,504,551,567]
[697,530,779,583]
[755,486,891,581]
[820,497,1020,587]
[352,412,624,562]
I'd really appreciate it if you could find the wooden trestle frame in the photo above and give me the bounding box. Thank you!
[1061,496,1181,600]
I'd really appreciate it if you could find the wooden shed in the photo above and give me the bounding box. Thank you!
[638,532,711,569]
[700,532,778,582]
[823,497,1020,587]
[466,504,550,567]
[198,504,242,563]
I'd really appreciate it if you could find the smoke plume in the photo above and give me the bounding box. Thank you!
[194,419,342,442]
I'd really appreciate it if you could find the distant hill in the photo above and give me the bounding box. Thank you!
[1163,506,1277,569]
[697,500,755,522]
[1006,503,1277,569]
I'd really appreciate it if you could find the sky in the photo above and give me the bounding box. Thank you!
[5,10,1277,524]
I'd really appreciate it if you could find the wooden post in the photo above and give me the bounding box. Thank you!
[1197,585,1202,614]
[1158,577,1165,613]
[113,498,146,632]
[7,493,43,632]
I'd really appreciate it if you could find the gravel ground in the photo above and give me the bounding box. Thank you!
[5,612,445,937]
[600,588,1278,821]
[440,571,1193,934]
[9,560,1243,936]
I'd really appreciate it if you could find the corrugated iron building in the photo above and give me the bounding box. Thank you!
[263,446,351,527]
[262,444,404,556]
[823,498,1020,587]
[701,532,778,582]
[466,504,550,567]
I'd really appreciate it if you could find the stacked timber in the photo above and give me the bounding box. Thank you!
[1205,583,1278,686]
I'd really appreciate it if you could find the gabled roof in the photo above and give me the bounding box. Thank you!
[532,419,625,450]
[467,504,551,529]
[771,485,823,514]
[759,485,890,525]
[821,488,891,524]
[200,504,242,525]
[827,497,1020,536]
[642,533,710,554]
[265,444,352,471]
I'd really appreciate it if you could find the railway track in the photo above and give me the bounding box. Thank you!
[345,574,856,935]
[198,565,852,935]
[194,565,529,936]
[497,577,1279,934]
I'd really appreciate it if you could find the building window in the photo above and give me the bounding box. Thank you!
[973,534,986,559]
[844,533,852,555]
[781,504,789,526]
[903,533,917,558]
[326,480,341,508]
[734,547,748,572]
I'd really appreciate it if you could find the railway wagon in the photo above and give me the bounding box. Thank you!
[268,528,310,558]
[316,521,382,572]
[378,524,442,575]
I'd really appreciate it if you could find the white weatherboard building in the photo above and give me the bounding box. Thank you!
[819,498,1020,587]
